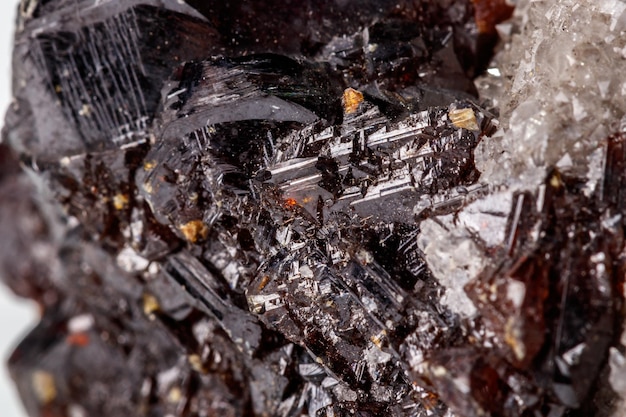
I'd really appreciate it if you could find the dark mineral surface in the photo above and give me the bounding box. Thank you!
[1,1,624,416]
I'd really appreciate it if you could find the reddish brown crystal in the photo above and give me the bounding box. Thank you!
[7,1,622,417]
[472,0,515,34]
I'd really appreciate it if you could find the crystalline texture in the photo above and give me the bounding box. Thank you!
[475,0,626,188]
[2,1,625,417]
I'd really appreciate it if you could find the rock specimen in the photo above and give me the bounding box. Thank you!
[1,0,625,416]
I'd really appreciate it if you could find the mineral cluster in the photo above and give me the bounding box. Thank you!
[1,0,625,416]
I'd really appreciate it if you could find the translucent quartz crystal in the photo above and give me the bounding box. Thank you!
[2,0,626,416]
[475,0,626,188]
[426,0,626,414]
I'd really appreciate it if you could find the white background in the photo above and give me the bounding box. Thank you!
[0,2,39,417]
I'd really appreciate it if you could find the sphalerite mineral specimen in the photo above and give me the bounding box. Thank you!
[2,0,626,416]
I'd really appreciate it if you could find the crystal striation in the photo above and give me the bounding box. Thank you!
[1,1,625,417]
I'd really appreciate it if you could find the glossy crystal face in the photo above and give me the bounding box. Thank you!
[1,1,625,417]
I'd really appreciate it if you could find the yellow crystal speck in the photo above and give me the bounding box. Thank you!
[449,108,480,131]
[342,88,364,114]
[179,220,209,243]
[32,371,57,405]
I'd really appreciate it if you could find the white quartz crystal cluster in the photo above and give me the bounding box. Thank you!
[419,0,626,410]
[477,0,626,188]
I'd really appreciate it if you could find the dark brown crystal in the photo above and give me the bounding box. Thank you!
[1,1,623,417]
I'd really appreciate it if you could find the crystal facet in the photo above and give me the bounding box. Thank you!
[2,1,626,416]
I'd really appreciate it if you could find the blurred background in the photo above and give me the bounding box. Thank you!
[0,2,38,417]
